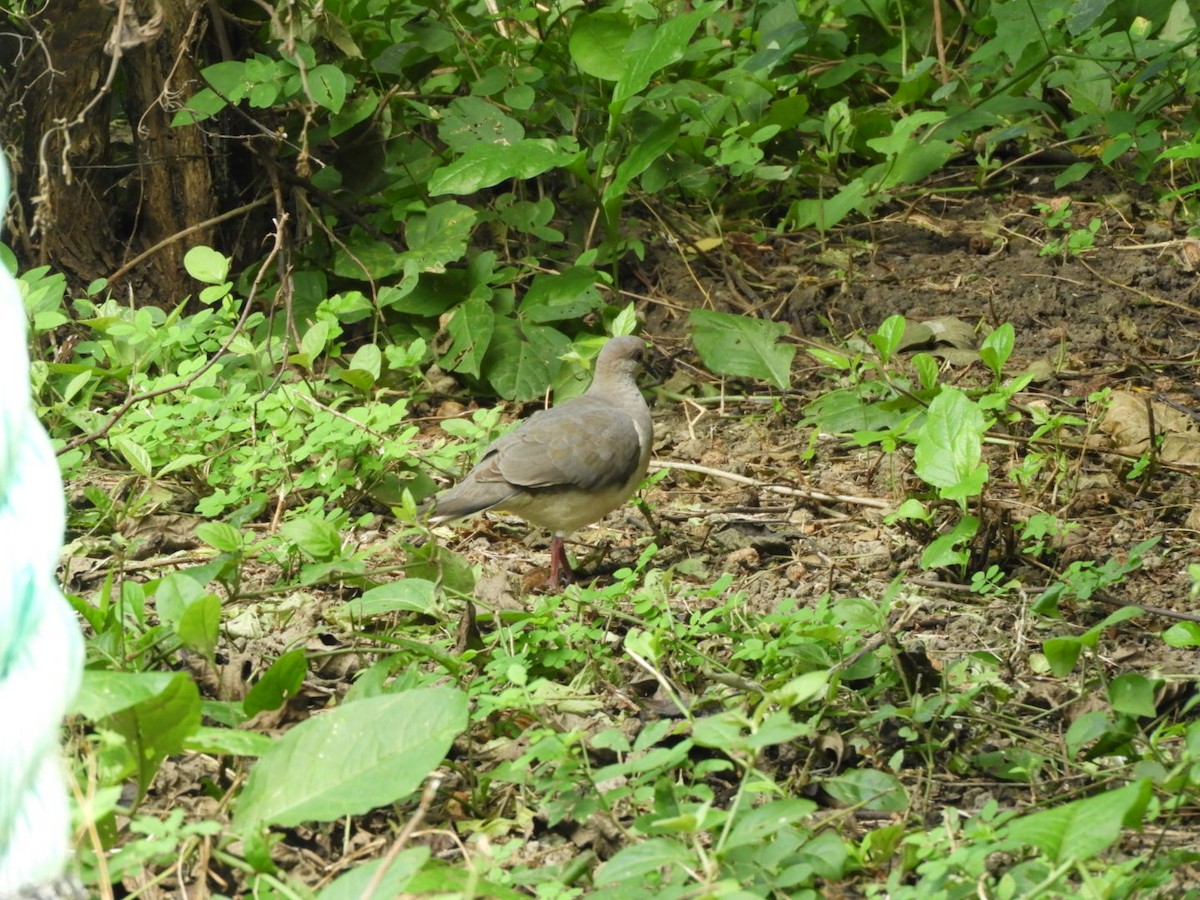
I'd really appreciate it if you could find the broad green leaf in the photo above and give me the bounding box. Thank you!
[769,670,830,709]
[155,570,207,626]
[294,320,331,368]
[788,178,873,232]
[484,322,571,401]
[331,236,408,280]
[869,314,906,362]
[823,769,908,812]
[71,669,189,719]
[692,711,749,750]
[428,140,578,195]
[801,386,902,434]
[919,515,979,569]
[244,649,308,717]
[184,726,275,757]
[72,670,201,802]
[111,434,153,477]
[183,246,231,285]
[1005,780,1152,863]
[603,115,682,207]
[157,452,210,478]
[233,688,468,831]
[595,838,692,885]
[333,579,436,622]
[520,266,603,323]
[913,387,987,504]
[195,522,243,552]
[568,11,634,81]
[438,96,525,151]
[177,594,221,661]
[613,6,714,104]
[1108,673,1158,718]
[171,88,227,126]
[401,202,477,274]
[280,518,342,560]
[979,322,1015,376]
[61,370,92,404]
[723,799,817,850]
[1043,636,1082,677]
[442,291,495,378]
[307,64,349,112]
[318,848,430,900]
[348,343,382,379]
[1163,621,1200,647]
[200,60,249,98]
[689,309,795,389]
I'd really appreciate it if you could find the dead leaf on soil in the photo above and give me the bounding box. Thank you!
[1098,391,1200,466]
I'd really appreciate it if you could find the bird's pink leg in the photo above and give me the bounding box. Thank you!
[549,536,573,588]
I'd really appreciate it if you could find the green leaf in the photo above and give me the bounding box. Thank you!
[428,140,578,195]
[184,726,275,757]
[919,515,979,569]
[438,96,525,152]
[1108,673,1158,718]
[280,518,342,560]
[1043,636,1083,677]
[869,314,906,362]
[613,7,714,104]
[484,322,571,401]
[244,650,308,717]
[400,202,477,274]
[913,387,988,504]
[184,246,231,285]
[318,848,430,900]
[442,291,495,378]
[1005,780,1152,863]
[177,594,221,661]
[293,320,331,369]
[233,688,468,832]
[340,343,382,391]
[595,838,692,885]
[72,670,202,802]
[568,11,635,81]
[195,522,244,553]
[332,579,436,622]
[171,88,228,126]
[307,64,349,112]
[689,309,795,389]
[787,178,873,232]
[111,434,153,477]
[603,115,682,208]
[157,452,210,478]
[823,768,908,812]
[1064,710,1112,757]
[979,322,1015,377]
[520,266,603,323]
[1162,621,1200,647]
[200,60,249,98]
[723,799,817,850]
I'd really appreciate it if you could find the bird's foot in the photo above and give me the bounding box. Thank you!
[547,536,575,590]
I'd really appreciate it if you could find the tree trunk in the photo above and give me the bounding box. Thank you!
[120,0,216,301]
[15,1,118,285]
[10,0,216,302]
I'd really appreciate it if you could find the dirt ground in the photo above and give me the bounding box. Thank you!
[112,173,1200,894]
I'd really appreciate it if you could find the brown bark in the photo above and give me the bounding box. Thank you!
[15,1,118,282]
[120,0,216,302]
[9,0,216,302]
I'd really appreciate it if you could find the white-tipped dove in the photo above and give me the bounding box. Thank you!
[426,335,653,587]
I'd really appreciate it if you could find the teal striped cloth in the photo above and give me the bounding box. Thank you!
[0,158,85,897]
